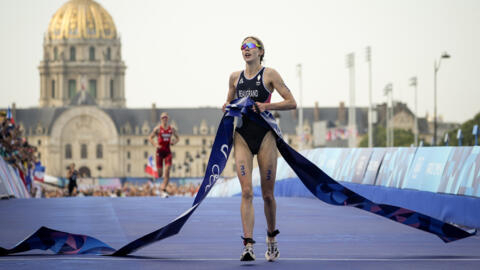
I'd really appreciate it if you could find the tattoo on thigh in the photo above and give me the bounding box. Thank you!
[266,169,272,181]
[240,165,246,176]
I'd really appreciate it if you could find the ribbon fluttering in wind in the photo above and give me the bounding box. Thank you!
[0,97,475,257]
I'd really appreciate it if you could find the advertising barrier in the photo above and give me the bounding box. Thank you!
[0,158,30,198]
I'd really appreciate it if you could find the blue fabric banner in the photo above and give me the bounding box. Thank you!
[0,97,475,257]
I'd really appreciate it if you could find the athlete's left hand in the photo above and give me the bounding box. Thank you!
[253,102,268,113]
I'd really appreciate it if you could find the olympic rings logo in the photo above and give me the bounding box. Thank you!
[204,144,229,193]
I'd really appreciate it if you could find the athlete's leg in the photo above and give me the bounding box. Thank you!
[234,132,254,239]
[156,149,164,179]
[161,153,172,191]
[161,165,170,191]
[257,131,278,239]
[257,131,280,262]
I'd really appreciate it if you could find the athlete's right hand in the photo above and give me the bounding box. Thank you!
[222,102,228,112]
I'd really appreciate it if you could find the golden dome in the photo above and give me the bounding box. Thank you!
[47,0,117,40]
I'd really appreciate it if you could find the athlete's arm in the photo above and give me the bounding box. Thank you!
[255,68,296,112]
[148,126,159,147]
[171,128,180,145]
[222,71,240,112]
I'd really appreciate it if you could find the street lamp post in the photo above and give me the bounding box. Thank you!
[384,83,393,147]
[366,47,373,147]
[433,52,451,145]
[346,53,356,148]
[409,77,418,146]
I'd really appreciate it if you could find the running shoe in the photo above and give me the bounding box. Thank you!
[265,237,279,262]
[159,190,169,198]
[240,245,255,261]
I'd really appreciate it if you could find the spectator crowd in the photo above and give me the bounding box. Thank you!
[40,180,200,199]
[0,110,38,187]
[1,110,201,199]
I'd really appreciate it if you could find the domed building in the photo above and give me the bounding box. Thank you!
[39,0,126,108]
[12,0,232,179]
[10,0,373,180]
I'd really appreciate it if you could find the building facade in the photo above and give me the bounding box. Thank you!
[9,0,452,179]
[12,0,232,178]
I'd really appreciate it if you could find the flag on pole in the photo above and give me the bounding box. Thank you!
[145,156,158,178]
[6,106,14,124]
[33,162,45,182]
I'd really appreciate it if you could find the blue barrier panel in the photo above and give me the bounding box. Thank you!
[0,158,14,198]
[362,148,386,185]
[438,147,473,194]
[330,148,351,180]
[347,148,374,183]
[403,147,452,192]
[453,146,480,197]
[255,178,480,228]
[222,146,480,200]
[0,158,29,198]
[312,148,344,177]
[376,147,417,188]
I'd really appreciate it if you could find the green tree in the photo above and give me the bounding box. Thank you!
[444,111,480,146]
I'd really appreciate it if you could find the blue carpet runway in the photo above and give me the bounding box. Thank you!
[0,197,479,269]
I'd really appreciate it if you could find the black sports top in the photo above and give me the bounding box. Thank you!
[234,67,272,155]
[235,67,272,103]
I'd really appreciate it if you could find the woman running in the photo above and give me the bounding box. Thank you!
[223,36,296,261]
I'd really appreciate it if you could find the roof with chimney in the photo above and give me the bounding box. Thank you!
[4,102,440,137]
[7,105,368,137]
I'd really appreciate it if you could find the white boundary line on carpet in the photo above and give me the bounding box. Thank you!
[0,257,479,262]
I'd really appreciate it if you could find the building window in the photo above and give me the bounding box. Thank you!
[127,164,131,173]
[68,79,76,98]
[51,80,55,98]
[53,47,58,61]
[89,79,97,98]
[126,139,130,145]
[106,47,111,60]
[96,144,103,159]
[65,144,72,159]
[203,163,206,172]
[144,151,148,159]
[38,152,41,161]
[172,152,176,158]
[202,138,206,145]
[89,46,95,61]
[127,151,131,159]
[81,144,88,159]
[185,138,190,145]
[144,139,148,145]
[37,140,41,146]
[110,79,114,98]
[70,46,76,61]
